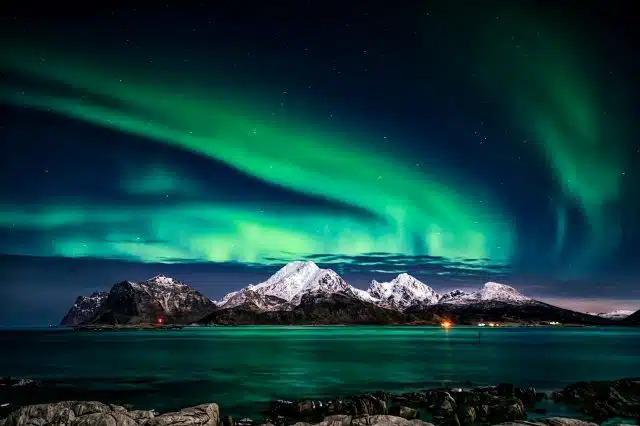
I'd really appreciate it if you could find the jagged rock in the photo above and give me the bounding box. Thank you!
[497,384,515,398]
[145,403,219,425]
[539,419,599,426]
[72,411,138,426]
[223,415,235,426]
[2,401,216,426]
[492,419,598,426]
[515,388,544,407]
[320,414,353,426]
[351,415,435,426]
[487,397,526,423]
[456,405,476,425]
[551,378,640,421]
[389,406,418,420]
[236,418,255,426]
[270,395,387,422]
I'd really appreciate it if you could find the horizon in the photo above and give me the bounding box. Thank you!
[3,256,638,326]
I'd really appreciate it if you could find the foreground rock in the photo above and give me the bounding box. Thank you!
[268,386,539,426]
[0,400,218,426]
[552,378,640,421]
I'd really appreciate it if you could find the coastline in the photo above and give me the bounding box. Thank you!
[2,378,638,426]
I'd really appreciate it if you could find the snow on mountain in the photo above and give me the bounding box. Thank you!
[60,291,109,325]
[113,275,211,315]
[366,273,439,310]
[218,261,359,309]
[437,289,477,305]
[437,282,532,305]
[478,282,532,302]
[586,309,634,320]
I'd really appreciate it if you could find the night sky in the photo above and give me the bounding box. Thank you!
[1,1,639,325]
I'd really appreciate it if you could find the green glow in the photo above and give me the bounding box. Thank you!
[0,43,514,265]
[474,8,629,272]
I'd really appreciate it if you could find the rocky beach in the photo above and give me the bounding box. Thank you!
[1,378,638,426]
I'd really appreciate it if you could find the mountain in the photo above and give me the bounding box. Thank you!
[621,309,640,325]
[437,282,532,305]
[366,273,439,310]
[60,275,216,325]
[60,292,109,325]
[407,282,615,325]
[200,291,433,325]
[586,310,634,320]
[217,261,363,309]
[409,300,614,325]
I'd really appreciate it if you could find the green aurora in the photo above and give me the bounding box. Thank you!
[0,6,631,275]
[0,43,512,266]
[470,6,630,275]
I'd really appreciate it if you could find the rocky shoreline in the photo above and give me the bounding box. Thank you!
[1,378,639,426]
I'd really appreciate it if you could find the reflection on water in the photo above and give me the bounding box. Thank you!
[1,326,639,417]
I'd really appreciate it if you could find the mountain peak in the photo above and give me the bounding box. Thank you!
[367,273,439,309]
[144,275,185,286]
[218,260,354,308]
[478,281,530,302]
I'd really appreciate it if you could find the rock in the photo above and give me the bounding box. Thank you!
[236,418,255,426]
[497,383,515,398]
[145,403,220,426]
[539,418,599,426]
[71,411,138,426]
[389,406,418,420]
[486,397,527,423]
[515,387,542,406]
[11,379,40,388]
[353,395,387,416]
[351,415,435,426]
[551,379,640,421]
[73,401,113,416]
[128,410,155,421]
[223,415,235,426]
[432,413,460,426]
[321,414,353,426]
[456,405,476,425]
[2,401,147,426]
[491,420,592,426]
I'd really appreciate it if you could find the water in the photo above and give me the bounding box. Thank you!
[1,326,639,419]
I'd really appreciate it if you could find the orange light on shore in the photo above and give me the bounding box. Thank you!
[157,317,164,324]
[441,320,452,328]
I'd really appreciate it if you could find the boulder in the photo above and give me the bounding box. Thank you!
[456,405,476,425]
[351,415,434,426]
[487,397,527,423]
[2,401,217,426]
[2,401,144,426]
[389,406,419,420]
[145,403,219,426]
[551,379,640,421]
[492,419,598,426]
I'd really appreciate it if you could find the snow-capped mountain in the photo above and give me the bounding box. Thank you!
[586,310,634,320]
[60,275,216,325]
[218,261,360,309]
[437,282,533,305]
[366,273,439,310]
[60,291,109,325]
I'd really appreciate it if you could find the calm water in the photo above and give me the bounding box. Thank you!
[1,326,639,418]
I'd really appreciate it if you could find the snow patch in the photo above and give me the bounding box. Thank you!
[366,273,439,309]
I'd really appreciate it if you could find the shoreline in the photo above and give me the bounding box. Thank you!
[2,378,638,426]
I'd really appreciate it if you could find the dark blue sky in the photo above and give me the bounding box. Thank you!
[1,0,639,325]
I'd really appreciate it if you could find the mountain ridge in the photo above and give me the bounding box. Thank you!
[60,261,630,326]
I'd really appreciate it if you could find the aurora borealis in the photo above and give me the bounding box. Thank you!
[1,0,639,323]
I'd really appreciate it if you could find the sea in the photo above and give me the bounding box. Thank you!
[1,326,639,420]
